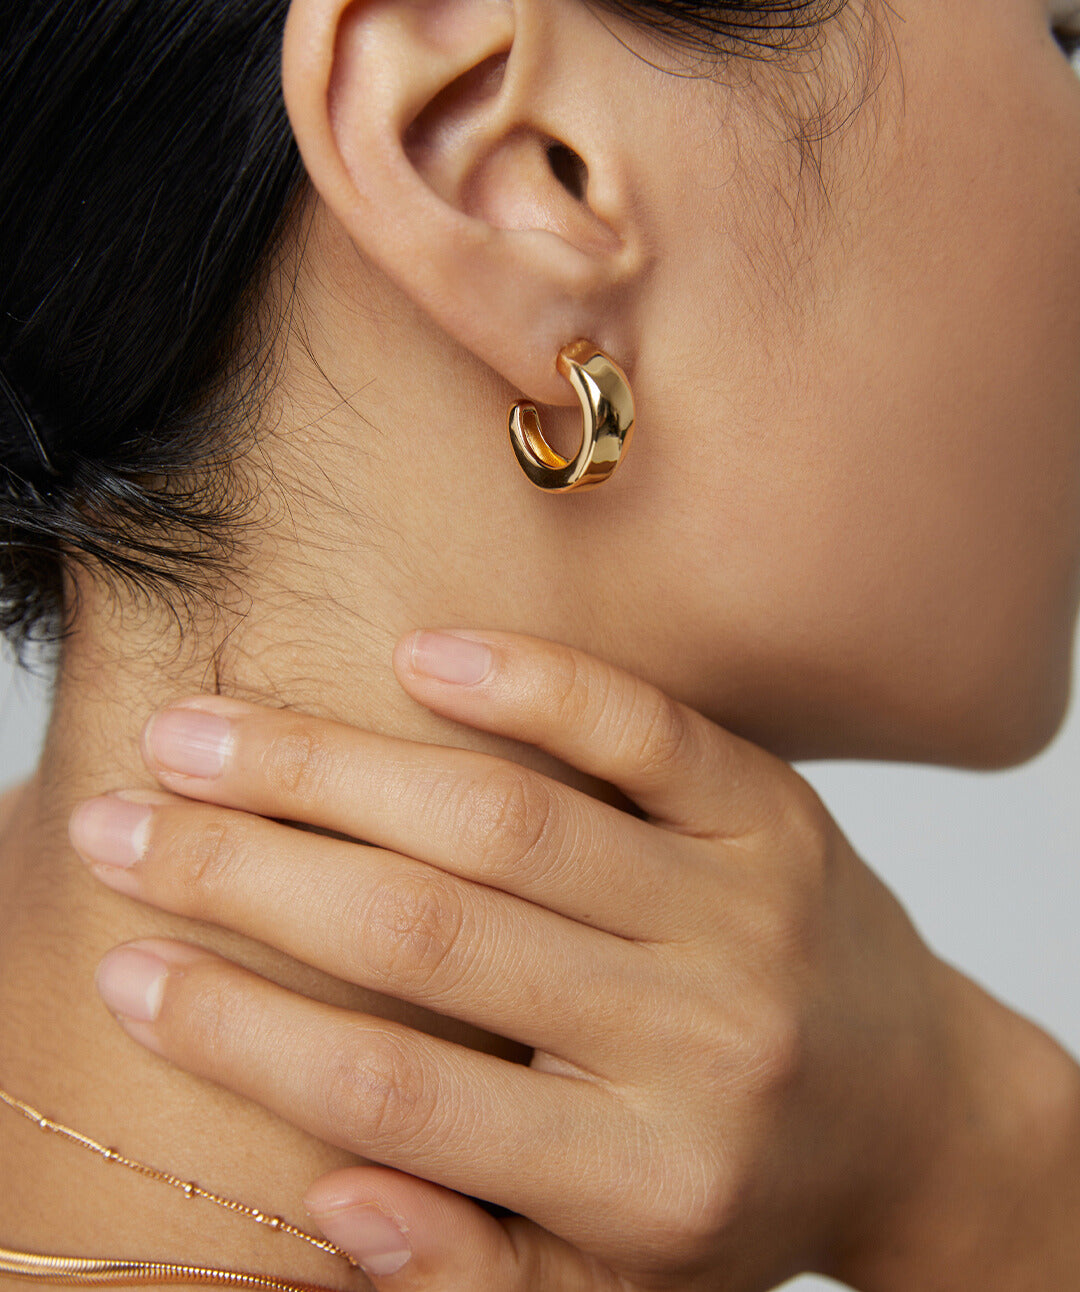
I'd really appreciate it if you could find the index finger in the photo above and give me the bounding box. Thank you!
[394,629,786,836]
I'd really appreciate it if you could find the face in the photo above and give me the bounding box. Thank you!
[574,0,1080,767]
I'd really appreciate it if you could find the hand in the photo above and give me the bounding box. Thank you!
[65,630,1058,1290]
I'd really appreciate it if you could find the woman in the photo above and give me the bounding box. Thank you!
[1,0,1079,1288]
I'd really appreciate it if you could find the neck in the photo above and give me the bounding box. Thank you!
[0,578,627,1287]
[0,206,632,1285]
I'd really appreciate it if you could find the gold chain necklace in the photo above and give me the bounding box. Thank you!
[0,1084,359,1290]
[0,1251,345,1291]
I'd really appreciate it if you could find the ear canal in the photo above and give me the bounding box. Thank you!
[546,141,588,200]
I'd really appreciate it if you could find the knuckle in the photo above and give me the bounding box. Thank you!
[748,883,818,964]
[779,775,833,870]
[178,817,248,910]
[176,965,245,1064]
[777,788,835,937]
[672,971,805,1101]
[634,1144,734,1266]
[323,1029,434,1150]
[362,872,469,995]
[729,998,806,1100]
[693,955,808,1101]
[550,647,596,730]
[555,652,626,757]
[461,765,555,880]
[545,645,693,783]
[752,1003,805,1093]
[258,725,338,805]
[626,686,689,776]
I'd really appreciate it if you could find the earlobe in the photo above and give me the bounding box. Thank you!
[281,0,648,405]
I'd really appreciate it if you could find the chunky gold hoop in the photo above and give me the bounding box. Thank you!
[508,340,635,492]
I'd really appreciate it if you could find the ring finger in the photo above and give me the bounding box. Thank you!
[72,792,663,1071]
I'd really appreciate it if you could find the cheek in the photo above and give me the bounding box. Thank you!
[621,321,1080,768]
[649,359,1080,769]
[751,342,1080,765]
[735,248,1080,762]
[790,22,1080,763]
[629,21,1080,766]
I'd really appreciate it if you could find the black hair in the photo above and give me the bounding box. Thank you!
[0,0,848,657]
[598,0,846,58]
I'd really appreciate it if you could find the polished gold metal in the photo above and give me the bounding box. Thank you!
[0,1084,357,1289]
[0,1248,341,1291]
[508,340,635,492]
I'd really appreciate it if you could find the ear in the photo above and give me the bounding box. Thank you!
[281,0,651,406]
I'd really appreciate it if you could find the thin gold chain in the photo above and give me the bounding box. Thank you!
[0,1083,360,1288]
[0,1249,347,1291]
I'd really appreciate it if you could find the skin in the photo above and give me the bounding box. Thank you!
[0,0,1079,1286]
[64,637,1080,1289]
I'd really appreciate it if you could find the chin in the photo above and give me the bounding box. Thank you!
[929,633,1076,772]
[756,640,1075,772]
[708,602,1079,770]
[945,676,1073,771]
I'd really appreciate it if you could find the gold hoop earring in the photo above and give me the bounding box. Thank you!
[508,340,635,492]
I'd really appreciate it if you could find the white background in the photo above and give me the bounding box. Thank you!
[2,642,1077,1291]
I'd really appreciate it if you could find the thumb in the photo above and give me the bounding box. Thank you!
[303,1166,621,1291]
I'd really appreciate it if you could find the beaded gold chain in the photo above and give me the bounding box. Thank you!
[0,1084,359,1290]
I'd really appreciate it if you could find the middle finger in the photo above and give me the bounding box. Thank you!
[138,698,706,942]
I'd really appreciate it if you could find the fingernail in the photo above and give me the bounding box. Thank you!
[145,708,233,778]
[95,946,169,1022]
[69,796,153,870]
[307,1203,412,1276]
[410,631,493,685]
